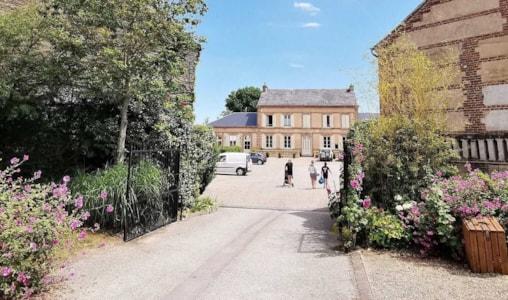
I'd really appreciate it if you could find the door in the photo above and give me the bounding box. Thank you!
[302,135,312,157]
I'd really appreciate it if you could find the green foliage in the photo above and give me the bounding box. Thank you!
[219,145,243,153]
[365,209,405,249]
[190,196,217,214]
[71,160,172,230]
[0,158,88,299]
[349,117,458,210]
[71,165,128,230]
[225,86,261,113]
[0,0,207,177]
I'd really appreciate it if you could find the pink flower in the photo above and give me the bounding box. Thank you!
[29,242,37,252]
[1,267,12,277]
[52,185,69,198]
[106,205,114,213]
[78,230,87,241]
[23,154,29,161]
[100,191,108,201]
[23,185,32,193]
[33,170,42,180]
[93,223,100,231]
[10,157,20,165]
[70,219,81,231]
[350,179,361,191]
[362,197,372,209]
[74,195,84,209]
[81,211,91,221]
[17,272,29,286]
[25,226,34,233]
[63,175,71,183]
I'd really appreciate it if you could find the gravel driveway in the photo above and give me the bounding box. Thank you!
[204,157,343,211]
[51,158,360,300]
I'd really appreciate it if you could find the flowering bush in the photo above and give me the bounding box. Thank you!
[0,156,89,299]
[365,208,406,249]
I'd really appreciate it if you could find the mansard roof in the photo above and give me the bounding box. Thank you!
[257,89,357,107]
[210,112,257,128]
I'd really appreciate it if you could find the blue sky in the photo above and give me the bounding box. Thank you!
[194,0,421,123]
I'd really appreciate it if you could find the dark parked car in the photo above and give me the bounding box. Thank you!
[250,152,267,165]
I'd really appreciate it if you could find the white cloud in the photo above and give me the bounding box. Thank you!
[289,63,305,69]
[294,2,320,15]
[302,22,321,28]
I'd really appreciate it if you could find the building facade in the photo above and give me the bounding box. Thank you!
[375,0,508,170]
[210,87,358,158]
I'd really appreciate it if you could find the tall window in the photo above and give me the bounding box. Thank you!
[217,137,222,146]
[341,114,350,129]
[229,136,237,147]
[244,136,251,150]
[284,136,292,149]
[325,115,332,128]
[266,115,273,127]
[265,135,273,148]
[323,136,331,148]
[283,114,291,127]
[303,114,311,128]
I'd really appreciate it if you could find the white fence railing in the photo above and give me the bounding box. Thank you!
[450,135,508,163]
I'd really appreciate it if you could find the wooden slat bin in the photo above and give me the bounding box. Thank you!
[462,217,508,275]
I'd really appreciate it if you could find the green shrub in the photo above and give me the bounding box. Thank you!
[348,117,458,211]
[366,209,405,249]
[0,157,88,299]
[190,196,217,214]
[71,160,170,231]
[219,145,242,153]
[71,164,127,230]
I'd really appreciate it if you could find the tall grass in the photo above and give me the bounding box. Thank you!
[71,160,172,231]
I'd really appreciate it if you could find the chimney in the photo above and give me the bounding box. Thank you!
[262,83,268,92]
[347,84,354,93]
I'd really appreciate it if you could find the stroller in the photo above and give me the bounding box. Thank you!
[282,171,294,187]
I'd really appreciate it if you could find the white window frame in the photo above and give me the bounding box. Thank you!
[244,136,251,150]
[341,114,350,129]
[229,136,237,147]
[323,136,331,149]
[284,136,292,149]
[266,135,273,148]
[326,115,332,128]
[266,115,274,127]
[303,114,311,129]
[283,114,291,127]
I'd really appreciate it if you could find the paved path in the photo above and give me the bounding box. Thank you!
[54,158,359,299]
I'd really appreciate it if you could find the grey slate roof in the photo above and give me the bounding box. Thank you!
[358,113,380,121]
[210,112,257,128]
[258,89,357,107]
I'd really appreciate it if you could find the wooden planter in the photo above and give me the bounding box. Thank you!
[462,217,508,275]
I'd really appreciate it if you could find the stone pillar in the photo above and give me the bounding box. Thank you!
[461,139,470,160]
[487,139,496,161]
[496,138,506,162]
[478,139,487,161]
[451,139,460,156]
[471,140,479,159]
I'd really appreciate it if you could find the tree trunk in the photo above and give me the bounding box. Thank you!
[116,97,130,164]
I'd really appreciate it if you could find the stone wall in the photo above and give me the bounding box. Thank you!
[377,0,508,135]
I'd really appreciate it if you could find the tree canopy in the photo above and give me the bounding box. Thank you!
[224,86,261,113]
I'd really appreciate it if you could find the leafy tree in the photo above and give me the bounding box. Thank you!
[45,0,207,163]
[377,36,460,130]
[225,86,261,112]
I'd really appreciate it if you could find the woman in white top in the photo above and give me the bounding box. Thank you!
[308,160,318,189]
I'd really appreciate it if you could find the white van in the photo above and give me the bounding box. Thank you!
[216,152,251,176]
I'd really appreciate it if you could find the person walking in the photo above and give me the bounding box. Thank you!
[321,162,330,190]
[285,159,294,187]
[308,160,318,189]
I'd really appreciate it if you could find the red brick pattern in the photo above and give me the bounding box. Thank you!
[377,0,508,134]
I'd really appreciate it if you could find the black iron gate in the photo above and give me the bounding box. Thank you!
[123,147,180,241]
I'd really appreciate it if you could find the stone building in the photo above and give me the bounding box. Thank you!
[210,86,358,158]
[375,0,508,170]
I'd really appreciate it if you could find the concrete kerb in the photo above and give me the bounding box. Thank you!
[350,250,374,300]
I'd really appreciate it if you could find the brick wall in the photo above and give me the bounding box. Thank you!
[377,0,508,135]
